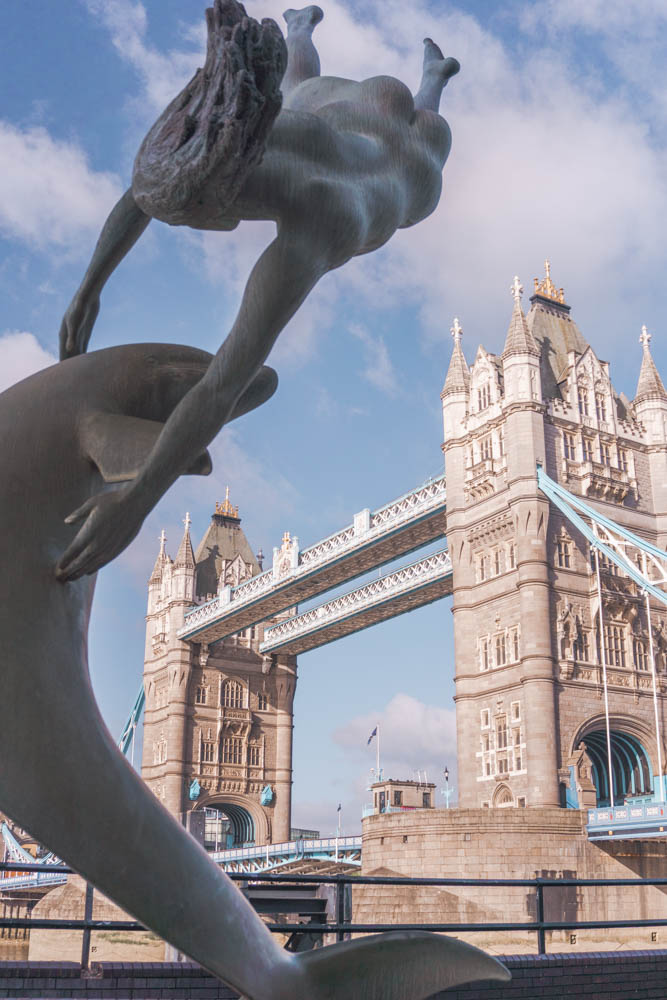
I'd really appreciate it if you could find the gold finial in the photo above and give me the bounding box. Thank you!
[533,259,565,304]
[215,486,240,519]
[450,317,463,345]
[282,530,291,547]
[640,324,651,349]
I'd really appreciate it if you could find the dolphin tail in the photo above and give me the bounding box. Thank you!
[270,930,510,1000]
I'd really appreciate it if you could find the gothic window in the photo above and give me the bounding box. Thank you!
[498,428,505,457]
[619,448,629,473]
[257,693,269,711]
[509,627,520,662]
[633,638,649,671]
[557,538,571,568]
[478,554,489,582]
[597,393,607,422]
[222,680,244,708]
[496,715,508,749]
[154,739,167,765]
[480,434,492,461]
[511,701,521,722]
[494,549,503,575]
[484,760,492,776]
[563,432,576,461]
[573,630,590,662]
[512,749,522,771]
[582,436,594,462]
[479,636,490,671]
[248,744,261,767]
[578,387,589,417]
[422,792,431,807]
[155,685,168,709]
[393,790,403,806]
[195,686,207,705]
[222,737,244,764]
[517,796,527,807]
[495,632,507,667]
[481,709,490,729]
[600,441,611,466]
[478,383,491,411]
[604,624,627,668]
[497,755,509,774]
[481,733,490,752]
[508,543,516,570]
[595,393,607,422]
[202,741,216,763]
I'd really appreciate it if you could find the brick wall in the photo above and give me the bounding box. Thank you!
[438,951,667,998]
[2,953,667,998]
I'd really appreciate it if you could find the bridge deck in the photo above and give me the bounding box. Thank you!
[260,549,453,654]
[178,477,446,644]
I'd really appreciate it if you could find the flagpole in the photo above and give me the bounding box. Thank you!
[376,723,380,779]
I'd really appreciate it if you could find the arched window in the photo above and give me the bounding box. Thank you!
[493,784,513,808]
[222,680,244,708]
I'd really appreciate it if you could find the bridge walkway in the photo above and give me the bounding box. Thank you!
[177,476,446,644]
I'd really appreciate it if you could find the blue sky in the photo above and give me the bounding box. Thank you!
[2,0,666,836]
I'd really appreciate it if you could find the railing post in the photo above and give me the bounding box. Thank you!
[336,878,345,943]
[536,879,546,955]
[80,882,94,969]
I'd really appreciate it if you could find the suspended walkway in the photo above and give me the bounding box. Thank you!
[260,548,453,654]
[177,476,446,644]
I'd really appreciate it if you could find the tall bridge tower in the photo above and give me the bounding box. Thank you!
[141,494,297,847]
[442,264,667,809]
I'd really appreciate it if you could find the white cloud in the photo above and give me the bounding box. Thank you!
[348,322,400,395]
[0,122,122,251]
[0,331,57,393]
[84,0,205,118]
[334,692,456,782]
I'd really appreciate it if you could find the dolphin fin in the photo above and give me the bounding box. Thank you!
[282,931,510,1000]
[81,412,211,483]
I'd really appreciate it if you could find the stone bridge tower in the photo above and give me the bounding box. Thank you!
[442,264,667,809]
[141,494,297,847]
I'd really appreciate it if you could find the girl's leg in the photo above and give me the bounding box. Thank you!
[414,38,460,112]
[282,6,324,95]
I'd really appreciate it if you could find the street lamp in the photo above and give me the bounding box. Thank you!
[441,766,454,809]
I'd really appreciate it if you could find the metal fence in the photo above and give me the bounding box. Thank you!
[3,860,667,967]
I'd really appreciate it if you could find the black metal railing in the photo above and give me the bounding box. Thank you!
[3,861,667,965]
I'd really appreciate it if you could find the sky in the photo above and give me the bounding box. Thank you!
[1,0,666,838]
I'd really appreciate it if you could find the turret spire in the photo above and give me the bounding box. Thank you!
[149,529,169,584]
[442,317,470,396]
[635,325,667,402]
[503,275,539,358]
[175,511,196,568]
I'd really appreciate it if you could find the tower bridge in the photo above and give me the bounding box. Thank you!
[136,265,667,856]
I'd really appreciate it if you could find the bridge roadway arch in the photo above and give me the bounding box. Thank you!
[573,715,657,807]
[194,793,267,848]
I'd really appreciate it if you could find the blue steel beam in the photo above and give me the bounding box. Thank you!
[537,466,667,606]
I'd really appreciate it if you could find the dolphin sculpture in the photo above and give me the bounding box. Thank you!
[0,343,509,998]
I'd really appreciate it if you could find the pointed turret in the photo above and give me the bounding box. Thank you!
[174,512,196,569]
[502,276,542,406]
[442,317,470,396]
[441,318,470,444]
[635,326,667,403]
[149,529,169,584]
[503,276,539,358]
